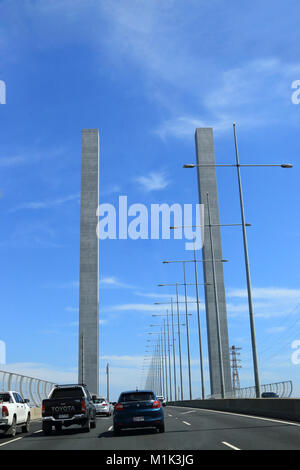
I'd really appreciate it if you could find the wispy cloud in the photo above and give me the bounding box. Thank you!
[134,171,170,192]
[10,193,80,213]
[100,276,133,289]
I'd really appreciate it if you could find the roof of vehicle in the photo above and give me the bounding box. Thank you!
[119,390,154,395]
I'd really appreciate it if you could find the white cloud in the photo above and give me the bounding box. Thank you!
[134,171,170,192]
[10,193,80,212]
[100,277,133,289]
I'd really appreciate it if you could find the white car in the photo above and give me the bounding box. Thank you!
[157,396,167,407]
[93,397,111,416]
[0,391,31,437]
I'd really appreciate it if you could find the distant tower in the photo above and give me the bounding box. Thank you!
[78,129,99,394]
[230,346,242,392]
[195,128,232,396]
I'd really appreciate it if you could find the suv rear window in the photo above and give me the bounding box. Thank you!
[119,392,155,402]
[51,388,85,399]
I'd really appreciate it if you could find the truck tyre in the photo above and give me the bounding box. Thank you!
[82,417,91,433]
[22,414,30,433]
[55,423,62,433]
[90,413,96,429]
[42,422,52,436]
[5,416,17,437]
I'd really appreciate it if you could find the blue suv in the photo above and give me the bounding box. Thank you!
[113,390,165,435]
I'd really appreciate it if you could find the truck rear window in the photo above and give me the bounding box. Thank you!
[119,392,155,402]
[0,393,11,403]
[51,388,85,399]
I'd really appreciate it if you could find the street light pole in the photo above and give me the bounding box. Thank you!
[233,123,260,398]
[176,283,184,401]
[183,262,193,400]
[193,239,205,400]
[207,192,225,398]
[171,299,177,401]
[183,125,292,398]
[166,310,172,401]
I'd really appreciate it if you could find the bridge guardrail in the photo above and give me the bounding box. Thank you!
[0,369,56,406]
[207,380,293,399]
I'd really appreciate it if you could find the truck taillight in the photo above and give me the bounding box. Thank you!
[42,403,45,414]
[81,400,86,412]
[2,406,9,417]
[115,403,123,410]
[152,400,161,408]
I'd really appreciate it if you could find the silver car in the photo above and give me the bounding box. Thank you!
[157,396,166,407]
[93,397,111,416]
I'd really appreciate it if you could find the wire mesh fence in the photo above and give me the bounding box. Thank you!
[0,370,56,406]
[208,380,293,399]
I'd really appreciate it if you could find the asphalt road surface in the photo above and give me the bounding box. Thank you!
[1,406,300,450]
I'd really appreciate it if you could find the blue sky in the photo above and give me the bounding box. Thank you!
[1,0,300,400]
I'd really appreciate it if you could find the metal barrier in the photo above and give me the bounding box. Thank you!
[0,370,56,406]
[208,380,293,399]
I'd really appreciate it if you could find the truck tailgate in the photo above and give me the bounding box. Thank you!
[43,398,83,418]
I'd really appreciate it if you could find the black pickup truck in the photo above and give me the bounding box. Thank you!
[42,384,96,435]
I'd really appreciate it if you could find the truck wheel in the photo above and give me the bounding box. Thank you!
[55,423,62,433]
[5,416,17,437]
[90,413,96,429]
[22,414,30,433]
[42,423,52,436]
[82,418,91,433]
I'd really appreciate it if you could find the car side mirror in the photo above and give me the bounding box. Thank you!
[24,399,30,404]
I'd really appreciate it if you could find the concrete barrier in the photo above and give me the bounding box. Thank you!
[168,399,300,422]
[30,407,42,420]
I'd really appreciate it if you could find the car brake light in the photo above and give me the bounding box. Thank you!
[102,403,107,406]
[81,400,86,412]
[42,403,45,414]
[152,400,161,408]
[2,406,9,417]
[115,403,123,410]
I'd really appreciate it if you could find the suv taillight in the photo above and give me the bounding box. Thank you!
[152,400,161,408]
[42,402,45,414]
[2,406,9,417]
[81,400,86,412]
[115,403,123,410]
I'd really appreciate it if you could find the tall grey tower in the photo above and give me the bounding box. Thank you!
[195,128,232,396]
[78,129,99,394]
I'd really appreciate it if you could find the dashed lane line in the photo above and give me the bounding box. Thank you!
[222,441,241,451]
[0,437,23,447]
[182,421,191,426]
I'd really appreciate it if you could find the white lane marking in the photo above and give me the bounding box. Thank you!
[108,426,113,431]
[222,441,241,450]
[182,421,191,426]
[168,414,173,417]
[169,406,300,428]
[0,437,23,447]
[33,430,43,434]
[181,410,196,415]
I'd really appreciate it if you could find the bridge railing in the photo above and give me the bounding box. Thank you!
[0,370,57,406]
[208,380,293,399]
